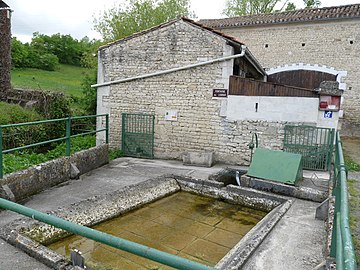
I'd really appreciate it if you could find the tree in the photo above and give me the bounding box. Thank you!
[223,0,290,16]
[31,32,83,66]
[223,0,322,16]
[285,2,296,11]
[93,0,194,42]
[303,0,321,8]
[81,69,97,115]
[11,37,30,68]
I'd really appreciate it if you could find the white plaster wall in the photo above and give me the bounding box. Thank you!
[227,96,319,122]
[317,110,339,131]
[96,86,110,145]
[96,53,110,146]
[217,44,234,117]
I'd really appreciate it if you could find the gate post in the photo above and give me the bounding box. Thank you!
[105,114,109,144]
[121,113,125,153]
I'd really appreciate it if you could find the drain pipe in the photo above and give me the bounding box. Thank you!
[0,198,216,270]
[91,45,247,88]
[235,171,241,186]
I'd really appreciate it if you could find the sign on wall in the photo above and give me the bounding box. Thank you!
[213,89,228,98]
[165,110,178,121]
[324,111,333,118]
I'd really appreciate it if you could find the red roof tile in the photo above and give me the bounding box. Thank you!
[198,4,360,28]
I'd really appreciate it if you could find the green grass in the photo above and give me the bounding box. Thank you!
[109,148,123,161]
[349,179,360,264]
[345,155,360,172]
[11,64,91,97]
[0,102,43,124]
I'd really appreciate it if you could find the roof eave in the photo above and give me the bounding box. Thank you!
[206,15,360,29]
[244,48,266,77]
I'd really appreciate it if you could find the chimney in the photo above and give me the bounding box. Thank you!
[0,1,12,97]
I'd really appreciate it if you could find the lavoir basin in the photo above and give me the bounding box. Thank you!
[48,192,268,269]
[3,175,292,270]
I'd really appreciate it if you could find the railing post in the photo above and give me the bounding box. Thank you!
[66,117,71,156]
[105,114,109,144]
[121,113,125,153]
[0,127,3,179]
[151,114,155,158]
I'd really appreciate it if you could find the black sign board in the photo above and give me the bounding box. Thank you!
[213,89,228,98]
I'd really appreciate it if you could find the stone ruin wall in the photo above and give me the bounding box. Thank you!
[0,6,11,97]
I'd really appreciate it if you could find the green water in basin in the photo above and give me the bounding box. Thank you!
[48,192,267,269]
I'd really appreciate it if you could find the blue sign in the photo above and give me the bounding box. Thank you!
[324,111,333,119]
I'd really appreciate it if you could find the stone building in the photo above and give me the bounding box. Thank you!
[0,0,11,96]
[200,4,360,136]
[95,18,339,165]
[95,18,271,164]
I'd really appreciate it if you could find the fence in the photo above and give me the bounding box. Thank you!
[283,125,335,171]
[229,75,318,97]
[0,114,109,179]
[330,132,357,270]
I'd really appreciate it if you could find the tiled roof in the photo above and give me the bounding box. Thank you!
[0,1,9,9]
[198,4,360,28]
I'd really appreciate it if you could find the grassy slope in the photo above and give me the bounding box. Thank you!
[11,64,91,97]
[343,137,360,264]
[349,179,360,264]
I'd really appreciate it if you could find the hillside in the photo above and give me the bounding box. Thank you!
[11,64,92,97]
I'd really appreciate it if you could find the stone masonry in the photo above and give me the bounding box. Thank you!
[201,16,360,136]
[0,1,11,96]
[97,19,301,165]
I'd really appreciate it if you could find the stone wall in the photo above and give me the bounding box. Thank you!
[98,20,299,165]
[0,6,11,96]
[0,145,108,202]
[2,88,71,119]
[218,19,360,136]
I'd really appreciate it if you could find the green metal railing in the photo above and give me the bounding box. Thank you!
[284,125,335,171]
[0,114,109,179]
[0,198,216,270]
[330,132,357,270]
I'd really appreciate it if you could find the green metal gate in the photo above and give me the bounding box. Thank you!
[122,113,155,158]
[283,125,335,171]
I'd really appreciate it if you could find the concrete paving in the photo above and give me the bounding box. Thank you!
[0,157,327,270]
[242,199,326,270]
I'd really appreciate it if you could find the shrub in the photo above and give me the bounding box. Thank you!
[36,53,59,71]
[0,102,43,124]
[0,102,46,151]
[3,135,96,175]
[80,69,97,115]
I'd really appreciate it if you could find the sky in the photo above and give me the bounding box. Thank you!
[6,0,360,43]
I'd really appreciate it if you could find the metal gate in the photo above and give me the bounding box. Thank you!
[283,125,335,171]
[121,113,155,158]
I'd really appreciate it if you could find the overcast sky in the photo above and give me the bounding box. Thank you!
[7,0,360,43]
